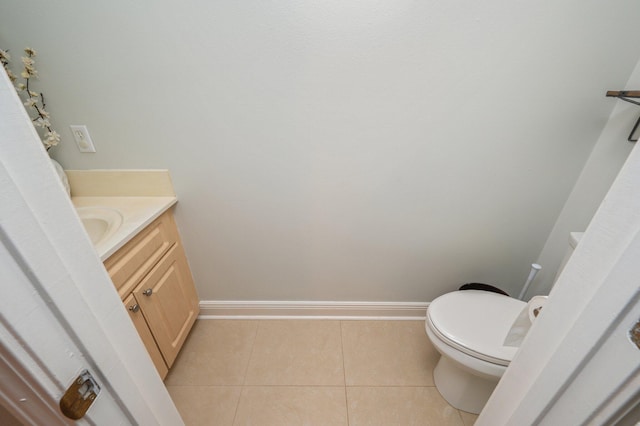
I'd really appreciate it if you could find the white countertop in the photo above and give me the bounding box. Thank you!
[72,196,177,260]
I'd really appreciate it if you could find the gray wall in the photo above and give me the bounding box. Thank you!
[1,0,639,301]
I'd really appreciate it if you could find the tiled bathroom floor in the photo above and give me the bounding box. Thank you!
[165,320,478,426]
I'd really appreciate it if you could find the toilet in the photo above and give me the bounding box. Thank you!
[425,232,583,414]
[426,290,525,413]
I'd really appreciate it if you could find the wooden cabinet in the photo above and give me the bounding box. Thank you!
[124,293,169,378]
[106,210,199,378]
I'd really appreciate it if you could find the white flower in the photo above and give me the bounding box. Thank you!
[7,46,60,151]
[34,117,50,128]
[44,130,60,148]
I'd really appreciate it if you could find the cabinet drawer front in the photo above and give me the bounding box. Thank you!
[105,211,178,298]
[123,294,169,379]
[134,243,199,368]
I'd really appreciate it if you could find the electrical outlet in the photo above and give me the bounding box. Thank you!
[69,125,96,153]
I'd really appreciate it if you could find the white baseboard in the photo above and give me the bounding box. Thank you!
[198,300,429,320]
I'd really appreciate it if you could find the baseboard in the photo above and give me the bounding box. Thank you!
[198,300,429,320]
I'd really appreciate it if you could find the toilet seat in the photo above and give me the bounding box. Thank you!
[427,290,526,366]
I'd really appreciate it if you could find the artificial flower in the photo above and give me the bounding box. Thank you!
[34,117,51,128]
[4,46,59,151]
[44,130,60,148]
[6,69,16,82]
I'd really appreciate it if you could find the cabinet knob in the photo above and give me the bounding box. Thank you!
[129,304,140,313]
[143,288,153,296]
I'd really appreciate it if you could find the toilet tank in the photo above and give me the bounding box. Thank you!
[553,232,584,283]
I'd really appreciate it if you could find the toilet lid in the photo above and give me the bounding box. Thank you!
[427,290,526,366]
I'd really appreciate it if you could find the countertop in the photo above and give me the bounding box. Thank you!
[72,196,177,260]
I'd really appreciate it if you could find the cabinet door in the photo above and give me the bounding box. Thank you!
[134,243,199,367]
[123,294,169,379]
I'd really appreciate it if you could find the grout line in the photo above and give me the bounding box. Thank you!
[339,321,351,425]
[339,320,348,388]
[343,384,436,388]
[167,383,436,388]
[165,384,244,388]
[241,320,260,387]
[238,384,349,388]
[231,320,260,426]
[167,318,455,424]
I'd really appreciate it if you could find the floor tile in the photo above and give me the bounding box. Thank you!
[166,319,467,425]
[244,320,344,385]
[346,386,464,426]
[233,386,348,426]
[165,320,258,386]
[459,410,479,426]
[341,321,439,386]
[167,385,241,426]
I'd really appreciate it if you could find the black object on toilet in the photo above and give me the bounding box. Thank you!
[458,283,509,296]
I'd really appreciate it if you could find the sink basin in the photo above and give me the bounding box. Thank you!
[77,207,123,246]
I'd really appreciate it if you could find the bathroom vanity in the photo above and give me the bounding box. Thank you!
[68,170,199,379]
[105,209,198,379]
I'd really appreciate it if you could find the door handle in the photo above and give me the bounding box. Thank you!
[60,370,100,420]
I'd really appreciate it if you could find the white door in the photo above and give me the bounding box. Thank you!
[0,67,183,424]
[479,139,640,424]
[0,175,131,424]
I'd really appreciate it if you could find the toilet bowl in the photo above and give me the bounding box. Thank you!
[425,290,526,414]
[425,232,583,414]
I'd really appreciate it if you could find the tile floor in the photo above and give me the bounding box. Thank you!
[165,319,478,426]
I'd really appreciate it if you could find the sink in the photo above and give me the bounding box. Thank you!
[76,207,124,246]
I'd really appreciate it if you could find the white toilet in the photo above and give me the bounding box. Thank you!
[425,232,583,414]
[426,290,525,413]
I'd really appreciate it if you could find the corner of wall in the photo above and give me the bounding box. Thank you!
[533,60,640,296]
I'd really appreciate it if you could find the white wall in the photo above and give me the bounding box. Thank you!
[531,62,640,297]
[1,0,640,302]
[480,93,640,425]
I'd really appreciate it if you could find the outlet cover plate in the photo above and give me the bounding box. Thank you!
[69,125,96,153]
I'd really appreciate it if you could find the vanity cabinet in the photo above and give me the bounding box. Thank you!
[105,210,199,378]
[124,293,169,378]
